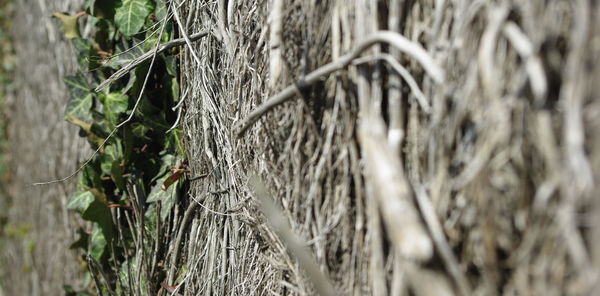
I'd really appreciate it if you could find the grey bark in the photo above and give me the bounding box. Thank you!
[2,0,87,295]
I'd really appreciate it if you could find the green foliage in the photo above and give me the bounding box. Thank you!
[64,72,94,123]
[52,12,82,39]
[115,0,154,37]
[61,0,186,293]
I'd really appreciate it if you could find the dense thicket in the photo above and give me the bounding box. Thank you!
[3,1,600,295]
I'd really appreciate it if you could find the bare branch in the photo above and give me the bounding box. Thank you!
[235,30,444,137]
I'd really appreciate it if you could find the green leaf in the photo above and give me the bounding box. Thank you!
[165,129,185,157]
[67,191,96,214]
[175,263,189,283]
[86,0,116,19]
[111,160,125,191]
[52,12,82,39]
[81,158,103,189]
[152,153,176,183]
[147,155,180,220]
[115,0,153,37]
[64,72,94,123]
[67,189,114,243]
[64,284,94,296]
[154,0,167,20]
[70,227,90,250]
[105,141,123,160]
[164,55,177,76]
[123,125,134,163]
[146,176,176,203]
[100,92,129,128]
[92,17,115,53]
[90,120,110,138]
[169,76,179,101]
[118,256,149,294]
[105,92,129,113]
[131,123,149,139]
[101,142,123,175]
[71,38,94,70]
[89,224,108,261]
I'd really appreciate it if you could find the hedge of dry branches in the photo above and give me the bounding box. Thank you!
[164,0,600,295]
[5,0,600,295]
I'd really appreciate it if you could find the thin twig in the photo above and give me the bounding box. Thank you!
[172,87,191,111]
[95,31,210,92]
[166,87,191,133]
[167,198,199,285]
[235,30,444,137]
[166,106,184,134]
[413,185,472,296]
[191,194,239,216]
[170,0,202,65]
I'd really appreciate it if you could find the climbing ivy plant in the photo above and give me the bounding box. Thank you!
[56,0,187,294]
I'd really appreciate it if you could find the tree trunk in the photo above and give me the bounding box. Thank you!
[2,0,87,294]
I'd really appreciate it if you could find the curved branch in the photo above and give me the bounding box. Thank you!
[353,53,431,113]
[235,30,444,137]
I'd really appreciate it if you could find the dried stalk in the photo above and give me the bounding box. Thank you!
[249,175,336,296]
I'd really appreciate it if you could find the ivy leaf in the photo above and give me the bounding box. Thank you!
[89,224,108,261]
[104,141,123,162]
[66,115,106,151]
[111,160,125,191]
[52,12,84,39]
[64,72,94,123]
[151,153,176,183]
[67,189,114,243]
[155,0,168,20]
[118,256,149,293]
[165,129,185,157]
[70,227,89,250]
[101,142,123,176]
[85,0,117,19]
[92,17,116,54]
[63,284,94,296]
[164,55,177,76]
[71,38,94,70]
[146,178,179,220]
[81,158,103,189]
[168,76,179,101]
[114,0,153,37]
[131,123,150,139]
[123,125,134,163]
[100,92,129,128]
[67,191,96,214]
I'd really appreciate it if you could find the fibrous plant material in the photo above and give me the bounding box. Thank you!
[5,0,600,295]
[174,0,600,295]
